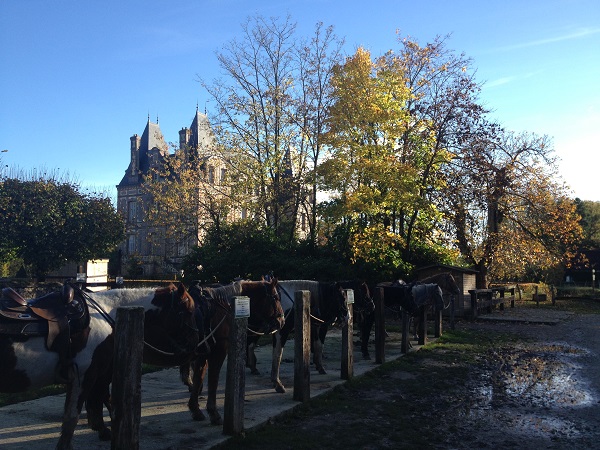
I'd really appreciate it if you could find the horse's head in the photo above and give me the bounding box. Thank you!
[356,281,375,314]
[147,283,199,357]
[443,273,461,295]
[329,282,350,326]
[338,280,375,315]
[245,278,285,334]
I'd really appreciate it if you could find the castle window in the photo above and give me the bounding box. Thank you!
[241,208,247,219]
[220,168,227,183]
[301,213,306,231]
[128,235,136,254]
[208,166,215,184]
[128,201,137,223]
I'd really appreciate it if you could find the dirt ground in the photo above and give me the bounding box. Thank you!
[329,309,600,449]
[228,307,600,450]
[443,312,600,449]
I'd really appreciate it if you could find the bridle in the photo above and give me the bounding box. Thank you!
[247,282,285,336]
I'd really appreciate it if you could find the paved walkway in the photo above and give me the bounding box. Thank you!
[0,328,409,450]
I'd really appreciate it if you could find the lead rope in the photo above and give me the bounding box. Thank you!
[278,285,324,323]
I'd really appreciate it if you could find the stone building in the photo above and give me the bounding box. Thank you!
[116,109,311,278]
[116,109,222,278]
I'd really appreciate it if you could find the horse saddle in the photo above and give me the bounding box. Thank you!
[0,284,90,351]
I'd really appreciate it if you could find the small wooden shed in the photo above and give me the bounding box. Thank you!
[415,264,478,317]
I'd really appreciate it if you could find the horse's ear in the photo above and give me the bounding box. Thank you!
[177,282,187,296]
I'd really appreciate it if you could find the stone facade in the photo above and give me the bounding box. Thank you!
[116,109,221,278]
[116,109,310,278]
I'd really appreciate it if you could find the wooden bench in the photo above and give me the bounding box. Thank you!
[468,287,515,319]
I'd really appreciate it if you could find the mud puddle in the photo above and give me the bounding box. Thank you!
[462,342,595,439]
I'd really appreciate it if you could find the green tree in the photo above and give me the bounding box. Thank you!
[320,46,453,276]
[575,199,600,249]
[0,177,124,278]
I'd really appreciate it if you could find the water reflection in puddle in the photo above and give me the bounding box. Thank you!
[462,342,596,438]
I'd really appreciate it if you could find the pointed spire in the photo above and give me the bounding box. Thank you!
[156,114,159,125]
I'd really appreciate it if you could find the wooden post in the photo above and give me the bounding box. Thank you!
[223,296,249,436]
[375,287,385,363]
[434,305,442,338]
[469,290,478,320]
[111,306,144,450]
[418,306,427,345]
[341,289,354,380]
[401,308,409,354]
[293,290,310,402]
[535,285,539,306]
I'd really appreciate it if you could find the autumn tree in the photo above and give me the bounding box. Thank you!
[319,47,433,275]
[441,129,582,286]
[320,39,473,276]
[0,177,124,278]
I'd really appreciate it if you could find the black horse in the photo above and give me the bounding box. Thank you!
[358,273,460,358]
[246,280,349,394]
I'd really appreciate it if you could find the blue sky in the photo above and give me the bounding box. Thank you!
[1,0,599,201]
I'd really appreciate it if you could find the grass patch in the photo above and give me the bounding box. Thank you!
[219,327,519,450]
[0,384,66,407]
[511,295,600,314]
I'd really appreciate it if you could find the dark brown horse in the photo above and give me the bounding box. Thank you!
[0,283,199,449]
[358,273,460,358]
[251,280,349,394]
[185,279,285,425]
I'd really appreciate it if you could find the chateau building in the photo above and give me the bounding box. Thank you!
[116,109,220,278]
[116,109,310,278]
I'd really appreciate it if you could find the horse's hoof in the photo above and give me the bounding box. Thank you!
[318,367,327,375]
[250,368,260,375]
[209,414,223,426]
[98,427,111,441]
[191,410,206,421]
[275,383,286,394]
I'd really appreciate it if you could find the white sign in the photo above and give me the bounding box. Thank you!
[344,289,354,304]
[234,296,250,318]
[76,273,87,282]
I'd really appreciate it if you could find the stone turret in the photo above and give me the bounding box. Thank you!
[130,134,141,176]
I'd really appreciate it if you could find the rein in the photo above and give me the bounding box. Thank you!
[246,284,283,336]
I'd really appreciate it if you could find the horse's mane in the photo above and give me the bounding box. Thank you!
[204,281,242,305]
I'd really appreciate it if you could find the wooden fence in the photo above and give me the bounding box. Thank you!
[468,287,515,319]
